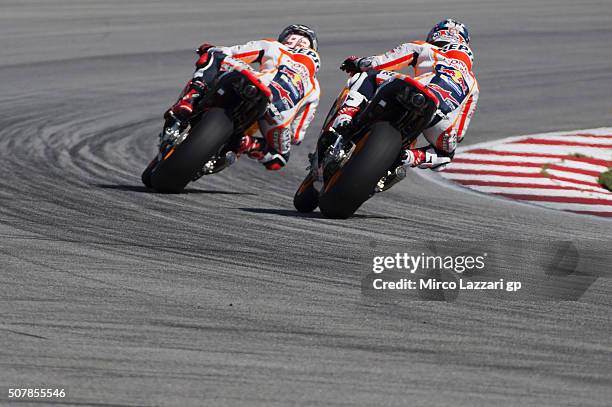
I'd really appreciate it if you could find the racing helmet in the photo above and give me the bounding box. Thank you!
[278,24,318,51]
[426,19,470,46]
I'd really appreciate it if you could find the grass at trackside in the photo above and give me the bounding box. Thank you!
[599,168,612,191]
[537,151,611,191]
[569,152,592,159]
[563,152,612,192]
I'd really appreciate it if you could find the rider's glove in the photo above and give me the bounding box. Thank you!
[195,43,220,67]
[340,56,362,74]
[196,43,216,55]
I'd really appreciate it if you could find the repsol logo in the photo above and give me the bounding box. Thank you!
[293,47,321,70]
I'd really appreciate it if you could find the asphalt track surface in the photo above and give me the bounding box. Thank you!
[1,1,611,406]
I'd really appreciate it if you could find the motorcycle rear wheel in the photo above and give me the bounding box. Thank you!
[318,122,401,219]
[150,108,233,193]
[141,156,159,188]
[293,173,319,213]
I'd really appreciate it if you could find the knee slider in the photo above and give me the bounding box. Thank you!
[435,129,457,153]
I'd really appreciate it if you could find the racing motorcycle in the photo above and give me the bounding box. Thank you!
[294,74,439,218]
[141,52,271,193]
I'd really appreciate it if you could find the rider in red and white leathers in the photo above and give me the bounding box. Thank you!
[333,19,479,171]
[167,24,320,170]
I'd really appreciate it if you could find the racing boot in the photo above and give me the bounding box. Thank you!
[327,84,368,136]
[160,79,210,151]
[195,135,266,179]
[237,135,287,170]
[375,147,452,193]
[258,150,289,170]
[404,146,452,171]
[165,79,209,127]
[194,151,238,180]
[328,105,361,136]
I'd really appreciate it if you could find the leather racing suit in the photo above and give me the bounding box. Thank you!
[335,40,479,171]
[171,39,321,170]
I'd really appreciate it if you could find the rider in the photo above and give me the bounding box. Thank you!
[330,19,479,172]
[165,24,320,170]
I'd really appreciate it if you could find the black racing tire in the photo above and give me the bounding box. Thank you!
[318,122,401,219]
[150,108,233,193]
[141,156,159,188]
[293,174,319,213]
